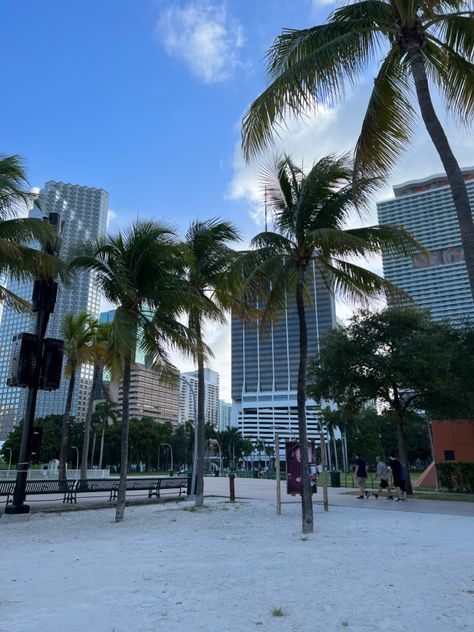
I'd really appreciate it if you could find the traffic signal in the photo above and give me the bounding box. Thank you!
[7,333,38,388]
[40,338,64,390]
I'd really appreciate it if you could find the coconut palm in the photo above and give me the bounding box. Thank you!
[0,154,61,309]
[69,220,194,521]
[183,219,241,506]
[241,154,421,533]
[59,312,97,480]
[242,1,474,299]
[80,321,118,479]
[91,401,120,470]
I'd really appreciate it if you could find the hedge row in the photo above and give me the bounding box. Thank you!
[436,461,474,493]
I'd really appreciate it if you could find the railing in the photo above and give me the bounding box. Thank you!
[0,469,110,480]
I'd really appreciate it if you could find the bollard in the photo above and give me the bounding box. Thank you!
[229,473,235,502]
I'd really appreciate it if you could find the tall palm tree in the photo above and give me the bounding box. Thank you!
[241,154,420,533]
[79,321,117,479]
[183,219,241,506]
[91,401,120,470]
[59,312,97,480]
[0,154,61,310]
[242,1,474,299]
[69,220,193,521]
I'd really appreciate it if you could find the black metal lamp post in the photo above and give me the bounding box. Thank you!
[5,212,63,514]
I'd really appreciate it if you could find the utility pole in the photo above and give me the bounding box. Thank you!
[5,212,63,514]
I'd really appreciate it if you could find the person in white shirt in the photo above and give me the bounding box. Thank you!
[373,456,393,500]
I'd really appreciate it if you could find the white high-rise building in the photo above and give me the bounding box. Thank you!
[377,168,474,325]
[218,400,232,432]
[0,181,108,440]
[179,368,219,427]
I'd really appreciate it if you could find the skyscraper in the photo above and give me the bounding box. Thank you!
[179,368,220,427]
[231,262,336,450]
[377,168,474,325]
[0,181,108,440]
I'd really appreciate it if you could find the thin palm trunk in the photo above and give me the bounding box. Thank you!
[296,264,313,533]
[332,436,339,471]
[115,351,132,522]
[80,363,100,480]
[99,424,105,470]
[408,46,474,301]
[59,367,76,480]
[195,318,206,507]
[91,432,97,468]
[394,406,413,495]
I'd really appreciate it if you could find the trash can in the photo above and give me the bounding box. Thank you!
[330,471,341,487]
[168,469,174,477]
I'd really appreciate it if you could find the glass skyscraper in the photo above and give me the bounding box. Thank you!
[377,168,474,325]
[231,262,336,452]
[0,181,108,440]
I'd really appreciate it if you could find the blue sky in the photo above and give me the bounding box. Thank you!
[2,0,473,398]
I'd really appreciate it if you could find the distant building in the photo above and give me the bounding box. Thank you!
[117,363,179,426]
[0,182,108,440]
[231,262,335,456]
[377,168,474,325]
[179,368,219,427]
[219,400,232,431]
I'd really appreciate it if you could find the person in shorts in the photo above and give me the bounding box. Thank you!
[389,456,407,501]
[373,456,393,499]
[354,454,368,498]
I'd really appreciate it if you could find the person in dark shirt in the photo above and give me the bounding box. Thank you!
[389,456,407,501]
[354,455,368,499]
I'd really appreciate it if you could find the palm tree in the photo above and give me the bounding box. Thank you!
[0,154,61,310]
[183,219,241,506]
[242,1,474,299]
[69,220,193,521]
[91,401,120,470]
[79,321,118,479]
[59,312,97,480]
[241,154,420,533]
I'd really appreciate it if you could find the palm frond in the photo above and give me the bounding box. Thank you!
[0,154,34,219]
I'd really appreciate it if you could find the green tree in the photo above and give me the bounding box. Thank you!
[0,154,61,310]
[183,219,240,506]
[91,401,120,470]
[310,307,471,493]
[59,312,97,480]
[241,155,418,532]
[70,221,193,521]
[242,0,474,300]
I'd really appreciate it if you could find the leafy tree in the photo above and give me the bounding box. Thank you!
[310,307,472,493]
[0,154,61,310]
[241,0,474,300]
[69,221,193,521]
[91,401,120,470]
[241,154,419,532]
[183,219,240,506]
[59,312,97,479]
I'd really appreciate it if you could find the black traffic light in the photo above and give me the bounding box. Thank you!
[7,333,38,388]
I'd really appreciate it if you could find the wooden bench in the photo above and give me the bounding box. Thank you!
[0,479,77,504]
[75,477,189,501]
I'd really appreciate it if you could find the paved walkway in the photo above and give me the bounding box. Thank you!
[1,476,473,517]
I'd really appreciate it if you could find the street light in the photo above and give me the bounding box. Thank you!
[181,376,198,495]
[160,443,174,473]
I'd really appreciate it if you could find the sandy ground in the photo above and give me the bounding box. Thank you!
[1,498,473,632]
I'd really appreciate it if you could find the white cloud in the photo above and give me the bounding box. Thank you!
[106,209,118,228]
[155,1,245,84]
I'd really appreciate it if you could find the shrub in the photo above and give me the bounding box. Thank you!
[436,461,474,493]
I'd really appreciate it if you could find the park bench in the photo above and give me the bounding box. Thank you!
[0,479,77,505]
[75,476,189,501]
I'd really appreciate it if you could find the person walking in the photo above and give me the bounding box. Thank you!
[388,456,407,501]
[373,456,393,500]
[354,454,368,499]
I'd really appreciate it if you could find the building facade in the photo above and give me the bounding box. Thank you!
[231,262,336,456]
[117,363,179,426]
[0,182,108,440]
[179,368,220,427]
[377,169,474,325]
[219,400,232,432]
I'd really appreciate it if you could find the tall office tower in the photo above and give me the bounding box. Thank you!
[179,368,220,427]
[0,182,108,440]
[231,262,336,453]
[377,169,474,325]
[218,400,232,432]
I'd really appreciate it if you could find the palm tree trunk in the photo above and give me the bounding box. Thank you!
[99,424,105,470]
[408,46,474,301]
[115,351,132,522]
[80,363,100,480]
[91,432,96,468]
[195,318,206,507]
[296,263,313,534]
[394,407,413,496]
[59,368,76,480]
